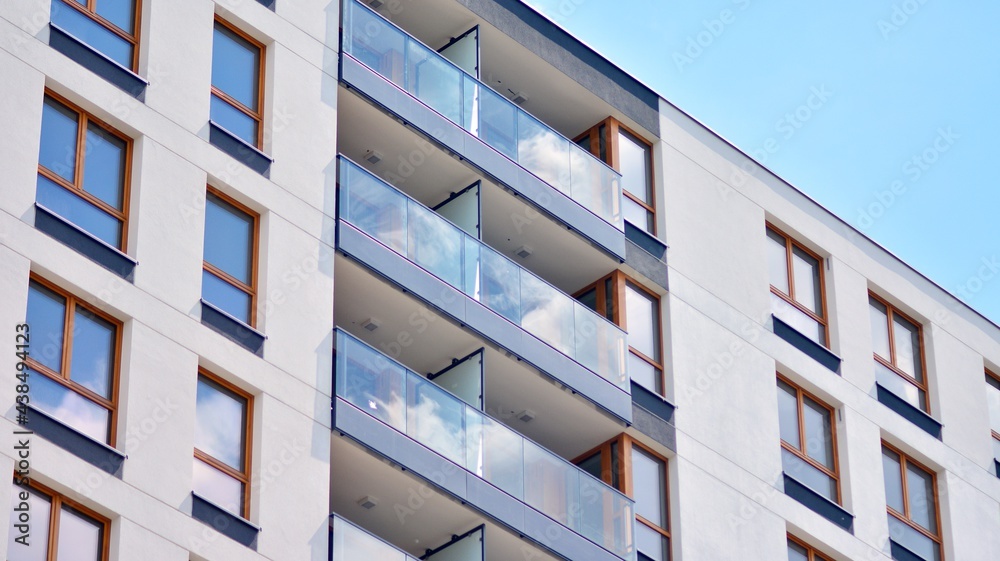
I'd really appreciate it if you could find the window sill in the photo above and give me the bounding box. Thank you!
[875,382,942,439]
[34,203,137,281]
[256,0,276,9]
[994,459,999,478]
[48,23,147,99]
[624,221,667,261]
[630,380,675,424]
[190,492,260,549]
[782,473,853,532]
[24,404,126,476]
[772,315,842,373]
[889,539,930,561]
[200,299,266,356]
[208,121,272,176]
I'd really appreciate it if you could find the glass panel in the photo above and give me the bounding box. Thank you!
[406,375,465,465]
[332,517,407,561]
[51,0,133,67]
[95,0,134,33]
[82,123,126,210]
[786,540,809,561]
[635,523,667,561]
[570,142,619,226]
[7,484,51,561]
[524,441,579,526]
[193,457,244,517]
[776,379,800,447]
[619,128,652,205]
[629,353,661,394]
[882,446,904,512]
[338,334,406,432]
[475,242,521,324]
[987,375,1000,434]
[30,369,110,442]
[518,111,570,194]
[462,75,479,133]
[202,270,252,324]
[39,96,79,183]
[875,359,926,411]
[782,448,837,503]
[577,300,628,388]
[345,2,406,86]
[906,463,937,533]
[405,40,462,123]
[212,23,260,110]
[892,315,922,381]
[204,193,254,284]
[802,396,834,470]
[520,273,574,356]
[578,472,630,554]
[69,308,115,398]
[771,292,825,346]
[195,377,247,471]
[341,163,407,254]
[625,282,659,361]
[210,95,258,147]
[766,228,789,293]
[466,409,523,498]
[791,247,822,315]
[407,201,463,287]
[27,281,66,374]
[632,447,666,527]
[478,83,517,159]
[869,297,891,360]
[577,287,598,313]
[37,175,122,247]
[577,452,602,481]
[623,198,653,232]
[888,514,940,561]
[56,505,102,561]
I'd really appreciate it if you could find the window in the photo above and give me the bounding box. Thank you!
[211,18,265,148]
[202,189,259,326]
[881,443,941,561]
[766,224,827,346]
[787,535,833,561]
[194,370,252,518]
[25,277,120,444]
[575,435,670,561]
[576,271,664,394]
[7,481,109,560]
[37,92,131,250]
[869,294,928,412]
[576,118,655,234]
[987,370,1000,467]
[776,375,840,503]
[49,0,140,70]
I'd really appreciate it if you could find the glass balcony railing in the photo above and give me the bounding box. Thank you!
[342,0,624,230]
[334,330,636,559]
[331,515,419,561]
[338,156,628,389]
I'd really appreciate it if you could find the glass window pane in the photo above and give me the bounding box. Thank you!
[30,369,110,442]
[37,175,122,247]
[869,298,891,360]
[56,505,103,561]
[95,0,134,34]
[791,247,822,315]
[39,96,79,182]
[618,129,652,204]
[771,292,826,346]
[776,379,801,447]
[888,514,940,561]
[802,396,834,470]
[882,446,904,513]
[27,281,66,374]
[786,540,809,561]
[204,193,254,284]
[632,447,666,527]
[212,23,260,110]
[195,377,247,471]
[210,95,259,147]
[625,282,659,361]
[766,228,789,294]
[892,315,922,381]
[906,463,937,533]
[875,359,926,411]
[577,452,602,481]
[623,198,653,233]
[193,457,244,517]
[987,375,1000,434]
[635,522,667,561]
[577,287,598,313]
[50,1,133,67]
[781,448,837,503]
[202,270,252,324]
[82,123,126,211]
[629,353,662,394]
[7,484,51,561]
[69,308,116,398]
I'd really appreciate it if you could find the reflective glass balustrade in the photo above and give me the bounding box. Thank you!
[338,156,628,389]
[335,329,636,559]
[331,515,420,561]
[342,0,623,230]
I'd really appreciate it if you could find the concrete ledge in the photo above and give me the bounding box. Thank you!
[25,405,125,477]
[200,300,266,356]
[889,540,927,561]
[782,473,853,532]
[191,492,260,549]
[35,204,136,281]
[48,23,147,99]
[772,315,842,373]
[208,121,272,176]
[875,383,942,440]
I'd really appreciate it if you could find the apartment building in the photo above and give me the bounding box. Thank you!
[0,0,997,560]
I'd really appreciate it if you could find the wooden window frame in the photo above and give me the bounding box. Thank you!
[25,275,122,446]
[869,292,930,410]
[787,534,834,561]
[195,369,254,519]
[882,441,943,554]
[13,478,112,561]
[766,223,829,345]
[574,117,656,234]
[777,374,842,504]
[39,91,133,250]
[55,0,142,71]
[203,186,260,327]
[573,435,671,555]
[987,369,1000,444]
[212,17,266,150]
[575,270,665,394]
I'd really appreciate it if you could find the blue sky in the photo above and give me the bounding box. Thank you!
[522,0,1000,326]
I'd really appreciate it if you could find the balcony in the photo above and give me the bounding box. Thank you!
[333,329,636,560]
[340,0,624,234]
